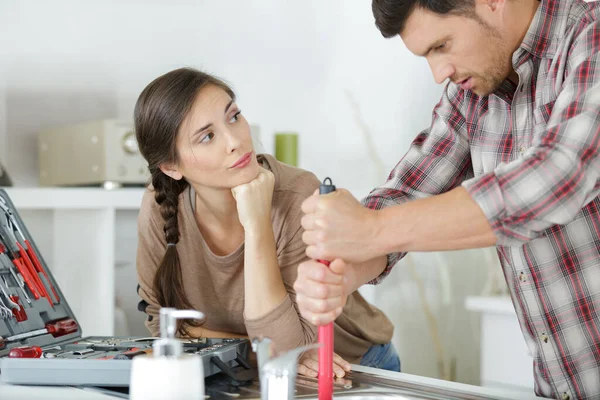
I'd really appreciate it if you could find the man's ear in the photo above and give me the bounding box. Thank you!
[159,163,183,181]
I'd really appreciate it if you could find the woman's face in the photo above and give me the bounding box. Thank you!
[163,84,259,190]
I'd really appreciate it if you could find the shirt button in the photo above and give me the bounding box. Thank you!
[519,272,527,282]
[519,146,527,156]
[541,332,549,343]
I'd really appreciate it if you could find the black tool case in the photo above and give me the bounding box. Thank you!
[0,188,251,386]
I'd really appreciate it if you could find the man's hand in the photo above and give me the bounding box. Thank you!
[294,259,353,326]
[231,167,275,231]
[298,349,351,378]
[301,189,381,264]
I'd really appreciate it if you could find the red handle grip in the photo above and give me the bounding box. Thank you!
[12,258,40,300]
[16,242,51,307]
[45,319,78,337]
[8,346,43,358]
[317,259,334,400]
[9,295,27,322]
[25,239,60,303]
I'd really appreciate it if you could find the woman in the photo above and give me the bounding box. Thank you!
[134,67,400,377]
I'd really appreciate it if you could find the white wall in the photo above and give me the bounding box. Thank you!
[0,0,494,385]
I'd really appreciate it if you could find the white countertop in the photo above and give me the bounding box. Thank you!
[0,365,550,400]
[0,382,119,400]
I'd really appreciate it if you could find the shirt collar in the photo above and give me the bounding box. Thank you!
[518,0,573,59]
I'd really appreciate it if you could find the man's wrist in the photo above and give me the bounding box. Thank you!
[366,208,388,258]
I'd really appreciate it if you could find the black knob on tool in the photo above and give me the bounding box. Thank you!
[319,177,336,195]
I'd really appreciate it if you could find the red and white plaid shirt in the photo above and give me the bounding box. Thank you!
[362,0,600,398]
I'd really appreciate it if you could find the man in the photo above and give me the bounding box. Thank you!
[293,0,600,399]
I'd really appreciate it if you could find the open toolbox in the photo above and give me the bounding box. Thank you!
[0,188,253,387]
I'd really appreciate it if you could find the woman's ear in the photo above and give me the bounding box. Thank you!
[159,163,183,181]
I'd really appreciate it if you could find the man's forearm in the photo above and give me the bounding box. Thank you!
[376,186,497,254]
[347,255,387,293]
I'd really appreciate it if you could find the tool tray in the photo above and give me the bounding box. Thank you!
[0,188,251,386]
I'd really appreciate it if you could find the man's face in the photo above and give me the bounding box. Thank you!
[401,6,514,96]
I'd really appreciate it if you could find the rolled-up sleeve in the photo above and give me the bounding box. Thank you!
[362,84,473,283]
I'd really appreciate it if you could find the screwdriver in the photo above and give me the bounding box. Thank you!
[8,345,43,358]
[0,318,78,348]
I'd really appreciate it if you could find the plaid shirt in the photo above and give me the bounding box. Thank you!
[362,0,600,398]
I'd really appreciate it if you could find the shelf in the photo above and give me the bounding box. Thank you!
[1,187,146,209]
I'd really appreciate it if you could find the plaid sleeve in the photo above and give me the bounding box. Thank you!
[361,84,473,284]
[463,20,600,246]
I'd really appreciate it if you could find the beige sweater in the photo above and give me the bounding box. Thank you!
[136,154,393,363]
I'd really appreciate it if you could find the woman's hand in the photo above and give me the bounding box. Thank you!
[231,166,275,231]
[297,349,352,378]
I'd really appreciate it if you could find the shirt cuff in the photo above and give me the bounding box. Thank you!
[367,252,404,285]
[461,173,534,245]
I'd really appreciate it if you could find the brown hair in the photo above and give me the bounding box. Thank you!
[134,67,235,334]
[372,0,476,38]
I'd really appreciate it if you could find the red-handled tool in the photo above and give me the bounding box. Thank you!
[0,275,26,321]
[0,223,41,301]
[316,177,336,400]
[0,197,60,305]
[0,318,78,349]
[6,205,60,304]
[15,239,52,307]
[8,345,43,358]
[9,295,27,321]
[0,245,32,305]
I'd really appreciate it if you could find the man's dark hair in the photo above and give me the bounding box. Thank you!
[372,0,476,38]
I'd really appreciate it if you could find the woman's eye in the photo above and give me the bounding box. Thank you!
[229,111,241,124]
[200,132,214,143]
[435,43,446,51]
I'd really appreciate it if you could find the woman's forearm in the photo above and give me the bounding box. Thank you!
[243,221,287,319]
[185,325,248,339]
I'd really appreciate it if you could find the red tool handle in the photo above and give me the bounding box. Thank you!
[0,244,37,300]
[25,239,60,303]
[12,258,40,300]
[8,345,43,359]
[45,319,78,337]
[316,177,336,400]
[9,295,27,322]
[16,241,51,307]
[318,259,334,400]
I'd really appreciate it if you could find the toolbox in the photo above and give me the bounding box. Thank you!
[0,188,252,387]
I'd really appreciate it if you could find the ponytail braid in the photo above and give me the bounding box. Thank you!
[151,170,198,335]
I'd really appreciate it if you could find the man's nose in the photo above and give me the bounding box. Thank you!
[429,60,456,85]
